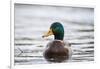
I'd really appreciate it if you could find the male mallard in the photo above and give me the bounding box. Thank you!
[42,22,72,63]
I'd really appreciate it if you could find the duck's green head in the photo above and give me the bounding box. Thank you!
[42,22,64,40]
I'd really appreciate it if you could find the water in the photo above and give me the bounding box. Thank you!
[14,3,94,65]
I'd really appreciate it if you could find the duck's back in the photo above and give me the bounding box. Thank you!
[43,40,69,62]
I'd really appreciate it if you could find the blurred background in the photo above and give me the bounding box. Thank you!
[14,3,94,65]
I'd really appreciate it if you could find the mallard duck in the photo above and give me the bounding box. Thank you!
[42,22,72,63]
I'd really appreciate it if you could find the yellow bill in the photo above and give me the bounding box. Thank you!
[42,29,53,38]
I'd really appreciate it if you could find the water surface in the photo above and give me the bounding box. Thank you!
[14,3,94,65]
